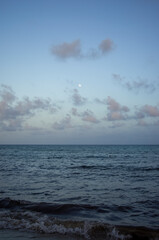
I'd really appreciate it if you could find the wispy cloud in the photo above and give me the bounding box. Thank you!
[0,85,59,131]
[71,107,79,116]
[71,108,99,124]
[137,119,148,127]
[81,110,99,123]
[53,115,72,130]
[112,73,158,93]
[95,98,107,105]
[51,38,114,60]
[109,122,125,128]
[137,119,159,127]
[71,89,87,106]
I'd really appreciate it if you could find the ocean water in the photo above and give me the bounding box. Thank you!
[0,145,159,240]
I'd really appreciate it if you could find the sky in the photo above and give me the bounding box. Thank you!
[0,0,159,144]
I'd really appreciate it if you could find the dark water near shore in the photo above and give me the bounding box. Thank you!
[0,145,159,239]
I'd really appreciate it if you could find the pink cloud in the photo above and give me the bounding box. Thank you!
[52,38,115,60]
[142,105,159,117]
[81,110,99,124]
[52,39,81,59]
[99,38,114,54]
[107,96,121,111]
[106,96,130,121]
[135,104,159,119]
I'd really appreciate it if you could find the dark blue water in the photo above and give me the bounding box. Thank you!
[0,145,159,239]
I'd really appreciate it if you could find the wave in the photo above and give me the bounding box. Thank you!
[0,198,135,216]
[69,165,112,170]
[0,198,159,240]
[0,210,159,240]
[0,198,101,215]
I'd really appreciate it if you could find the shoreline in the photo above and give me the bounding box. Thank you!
[0,229,84,240]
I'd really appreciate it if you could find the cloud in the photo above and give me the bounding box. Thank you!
[51,38,114,60]
[142,105,159,117]
[71,107,78,116]
[112,73,157,93]
[0,85,59,131]
[106,96,130,121]
[137,119,159,127]
[107,111,126,121]
[53,115,72,130]
[99,38,114,54]
[96,96,159,127]
[52,39,81,60]
[0,84,17,103]
[135,104,159,119]
[95,96,130,122]
[72,89,87,106]
[137,119,148,127]
[95,98,107,105]
[109,122,125,128]
[0,119,23,132]
[71,108,99,124]
[95,97,129,113]
[107,96,121,111]
[107,96,129,113]
[81,110,99,123]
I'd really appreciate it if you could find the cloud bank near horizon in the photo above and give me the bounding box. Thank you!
[0,84,159,144]
[0,85,59,131]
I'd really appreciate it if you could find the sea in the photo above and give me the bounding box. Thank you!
[0,145,159,240]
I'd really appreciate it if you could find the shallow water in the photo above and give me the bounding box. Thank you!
[0,229,84,240]
[0,145,159,239]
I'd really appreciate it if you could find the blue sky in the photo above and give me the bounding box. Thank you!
[0,0,159,144]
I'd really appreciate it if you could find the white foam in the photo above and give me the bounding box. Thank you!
[0,210,86,237]
[109,227,131,240]
[1,210,158,240]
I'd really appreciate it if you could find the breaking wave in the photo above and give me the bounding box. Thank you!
[0,198,159,240]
